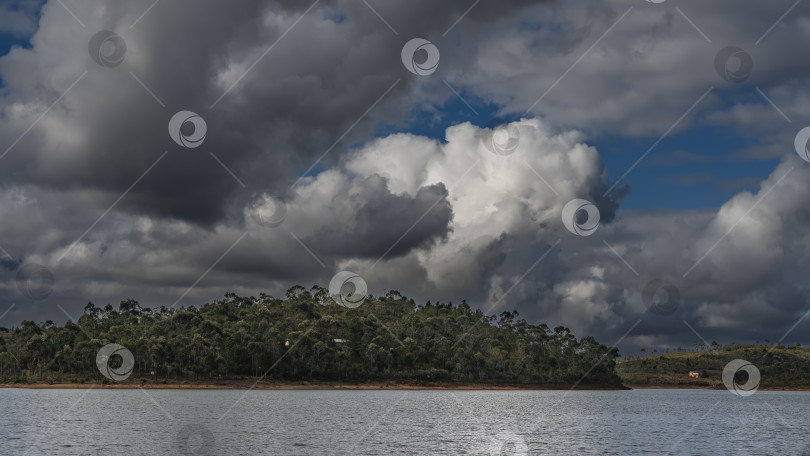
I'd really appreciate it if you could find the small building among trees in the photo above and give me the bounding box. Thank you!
[332,339,348,351]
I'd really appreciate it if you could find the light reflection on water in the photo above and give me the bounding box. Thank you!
[1,388,807,455]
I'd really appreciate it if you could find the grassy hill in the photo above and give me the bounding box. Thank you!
[617,344,810,388]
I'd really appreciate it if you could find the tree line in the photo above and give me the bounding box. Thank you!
[0,286,622,386]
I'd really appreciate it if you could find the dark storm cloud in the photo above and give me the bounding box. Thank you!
[306,177,452,258]
[0,0,551,226]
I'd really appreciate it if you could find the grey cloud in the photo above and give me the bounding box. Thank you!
[306,177,452,259]
[0,0,545,228]
[0,0,40,38]
[453,1,810,140]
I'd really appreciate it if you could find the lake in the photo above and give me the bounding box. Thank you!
[1,388,807,455]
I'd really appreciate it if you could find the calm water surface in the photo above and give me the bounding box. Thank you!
[1,388,807,455]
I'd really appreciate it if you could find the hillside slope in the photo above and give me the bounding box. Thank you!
[0,287,623,387]
[617,344,810,388]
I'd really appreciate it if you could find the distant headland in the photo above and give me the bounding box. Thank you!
[0,287,624,389]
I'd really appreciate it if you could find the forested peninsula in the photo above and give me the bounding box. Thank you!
[0,286,624,388]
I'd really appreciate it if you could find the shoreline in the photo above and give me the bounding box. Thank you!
[4,382,810,391]
[626,384,810,391]
[0,381,629,391]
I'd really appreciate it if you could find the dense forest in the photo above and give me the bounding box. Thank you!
[0,286,623,386]
[618,343,810,388]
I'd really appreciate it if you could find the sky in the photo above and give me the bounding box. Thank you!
[1,0,809,355]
